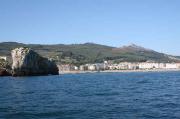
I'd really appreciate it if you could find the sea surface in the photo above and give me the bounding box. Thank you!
[0,71,180,119]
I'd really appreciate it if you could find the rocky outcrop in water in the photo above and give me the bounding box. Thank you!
[11,47,59,76]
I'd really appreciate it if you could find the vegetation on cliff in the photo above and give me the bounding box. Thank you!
[0,59,11,69]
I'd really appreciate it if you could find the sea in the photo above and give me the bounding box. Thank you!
[0,71,180,119]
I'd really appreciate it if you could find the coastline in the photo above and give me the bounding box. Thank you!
[59,69,180,74]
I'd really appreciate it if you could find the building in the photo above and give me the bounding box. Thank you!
[79,65,88,71]
[88,64,96,71]
[139,63,159,69]
[74,66,79,71]
[176,63,180,69]
[158,63,166,69]
[80,63,106,71]
[165,63,178,69]
[94,63,105,71]
[128,63,139,70]
[58,64,78,73]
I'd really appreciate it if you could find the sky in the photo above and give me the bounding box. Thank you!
[0,0,180,55]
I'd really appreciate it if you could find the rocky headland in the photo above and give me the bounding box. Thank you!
[11,47,59,76]
[0,69,11,76]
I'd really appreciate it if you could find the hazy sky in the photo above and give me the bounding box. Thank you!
[0,0,180,55]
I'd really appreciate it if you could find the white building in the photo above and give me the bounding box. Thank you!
[165,63,178,69]
[79,65,88,71]
[79,65,85,71]
[139,63,159,69]
[118,62,129,70]
[158,63,166,69]
[176,63,180,69]
[74,66,79,71]
[58,64,78,72]
[95,63,105,71]
[128,63,139,70]
[88,64,96,71]
[108,64,119,70]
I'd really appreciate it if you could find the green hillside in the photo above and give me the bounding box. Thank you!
[0,42,179,65]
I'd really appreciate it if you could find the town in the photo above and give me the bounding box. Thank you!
[1,55,180,75]
[58,61,180,73]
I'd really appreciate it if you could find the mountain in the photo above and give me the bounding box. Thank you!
[113,44,153,52]
[0,42,179,65]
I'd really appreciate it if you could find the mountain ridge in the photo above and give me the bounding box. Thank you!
[0,42,179,65]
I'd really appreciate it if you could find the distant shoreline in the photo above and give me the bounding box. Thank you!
[59,69,180,74]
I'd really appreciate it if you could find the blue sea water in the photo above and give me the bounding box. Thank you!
[0,71,180,119]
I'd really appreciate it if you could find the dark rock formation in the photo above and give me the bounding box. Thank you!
[0,69,11,76]
[11,47,59,76]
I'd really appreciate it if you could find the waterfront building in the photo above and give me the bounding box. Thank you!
[88,64,96,71]
[79,65,88,71]
[128,63,139,70]
[74,66,79,71]
[176,63,180,69]
[94,63,105,71]
[58,64,78,73]
[158,63,166,69]
[139,63,159,69]
[165,63,178,69]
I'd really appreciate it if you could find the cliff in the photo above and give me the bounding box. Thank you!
[11,47,59,76]
[0,69,11,76]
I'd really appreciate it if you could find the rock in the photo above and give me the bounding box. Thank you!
[0,69,11,76]
[11,47,59,76]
